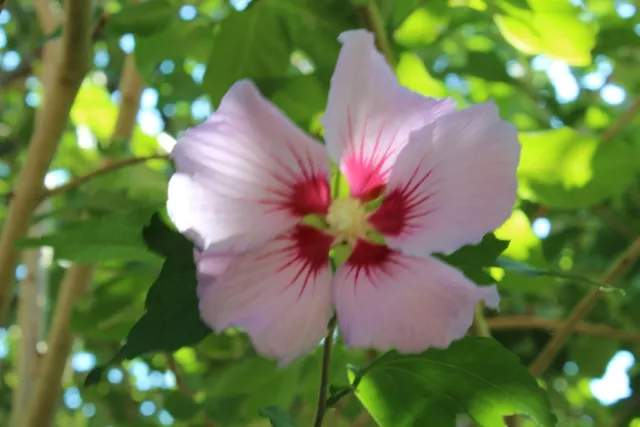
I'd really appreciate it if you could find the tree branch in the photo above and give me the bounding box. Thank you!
[9,203,51,427]
[113,55,144,140]
[9,2,61,424]
[21,264,95,427]
[530,236,640,376]
[0,0,93,320]
[487,315,640,342]
[45,154,169,199]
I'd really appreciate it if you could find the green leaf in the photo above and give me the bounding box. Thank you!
[164,391,201,420]
[396,52,447,98]
[268,0,354,81]
[517,127,640,208]
[268,75,327,128]
[135,20,214,80]
[351,337,556,427]
[16,210,160,263]
[205,357,303,423]
[448,51,513,84]
[493,0,597,66]
[437,234,509,285]
[259,406,298,427]
[393,1,450,47]
[569,336,619,378]
[84,214,211,386]
[106,0,177,36]
[203,2,291,106]
[493,210,555,294]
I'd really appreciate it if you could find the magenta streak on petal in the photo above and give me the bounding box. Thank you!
[256,175,331,216]
[368,165,440,236]
[255,225,334,301]
[343,240,406,293]
[341,109,401,203]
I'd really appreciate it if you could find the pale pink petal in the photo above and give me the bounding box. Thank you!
[193,248,236,299]
[322,30,455,202]
[168,80,331,253]
[197,225,335,365]
[333,240,499,352]
[368,102,520,256]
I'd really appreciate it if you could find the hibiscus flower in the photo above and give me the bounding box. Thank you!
[167,30,520,365]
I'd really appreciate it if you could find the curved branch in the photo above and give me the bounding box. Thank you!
[45,154,170,199]
[487,316,640,343]
[0,0,93,320]
[529,236,640,376]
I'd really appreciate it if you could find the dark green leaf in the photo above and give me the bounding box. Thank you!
[84,214,211,385]
[259,406,297,427]
[269,0,355,81]
[107,0,177,36]
[164,391,201,420]
[16,210,160,263]
[203,2,291,105]
[437,234,509,285]
[351,337,556,426]
[135,20,214,80]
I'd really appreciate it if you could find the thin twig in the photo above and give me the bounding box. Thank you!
[313,317,337,427]
[165,352,217,427]
[530,236,640,376]
[45,154,169,199]
[487,315,640,342]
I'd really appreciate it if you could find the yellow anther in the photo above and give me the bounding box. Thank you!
[326,198,370,243]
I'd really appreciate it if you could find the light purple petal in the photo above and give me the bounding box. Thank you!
[368,102,520,256]
[197,225,335,365]
[321,30,455,202]
[168,80,331,253]
[333,240,499,352]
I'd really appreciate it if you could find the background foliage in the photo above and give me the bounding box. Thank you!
[2,0,640,426]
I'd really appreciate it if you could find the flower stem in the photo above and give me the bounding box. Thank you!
[312,317,337,427]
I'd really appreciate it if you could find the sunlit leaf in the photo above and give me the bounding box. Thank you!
[350,337,556,426]
[518,127,640,208]
[396,52,447,98]
[493,0,597,66]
